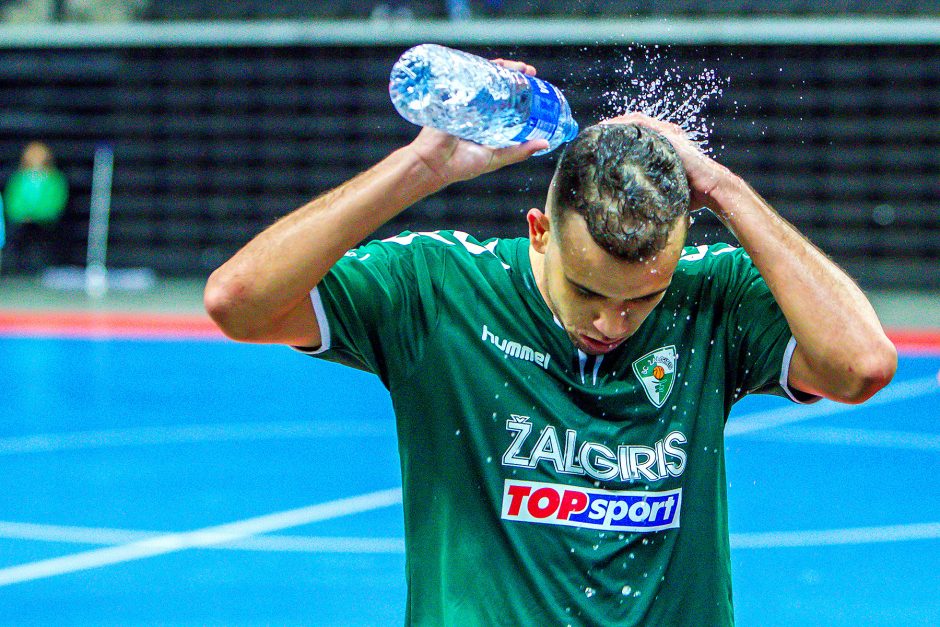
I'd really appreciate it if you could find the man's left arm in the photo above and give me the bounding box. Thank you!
[618,113,897,404]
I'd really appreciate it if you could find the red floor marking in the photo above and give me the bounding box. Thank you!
[0,309,937,351]
[0,310,225,339]
[887,329,940,355]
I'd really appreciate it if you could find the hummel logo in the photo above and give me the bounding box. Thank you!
[482,325,551,370]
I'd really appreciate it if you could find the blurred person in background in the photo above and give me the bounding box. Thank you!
[205,58,897,625]
[2,141,68,275]
[0,193,5,272]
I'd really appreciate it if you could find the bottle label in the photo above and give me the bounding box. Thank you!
[511,75,561,143]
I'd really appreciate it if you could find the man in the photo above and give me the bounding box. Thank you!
[3,141,69,274]
[205,60,896,625]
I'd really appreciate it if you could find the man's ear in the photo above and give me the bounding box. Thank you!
[526,208,551,254]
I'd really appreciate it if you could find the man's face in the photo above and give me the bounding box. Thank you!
[531,211,687,355]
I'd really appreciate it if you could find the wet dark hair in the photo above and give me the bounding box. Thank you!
[549,123,691,261]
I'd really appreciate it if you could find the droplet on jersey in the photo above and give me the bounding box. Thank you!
[633,590,642,598]
[621,585,633,596]
[629,552,636,559]
[641,538,649,545]
[455,429,461,436]
[486,456,492,463]
[584,587,596,598]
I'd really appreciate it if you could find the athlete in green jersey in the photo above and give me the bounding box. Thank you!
[206,60,896,625]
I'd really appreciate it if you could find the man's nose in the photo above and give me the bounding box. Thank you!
[593,306,631,339]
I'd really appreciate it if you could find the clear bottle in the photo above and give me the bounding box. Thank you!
[389,44,579,155]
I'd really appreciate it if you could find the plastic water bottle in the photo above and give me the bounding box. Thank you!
[389,44,579,155]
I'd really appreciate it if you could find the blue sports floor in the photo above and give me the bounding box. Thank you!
[0,334,937,626]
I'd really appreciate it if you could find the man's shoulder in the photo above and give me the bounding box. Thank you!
[360,230,524,268]
[678,242,746,267]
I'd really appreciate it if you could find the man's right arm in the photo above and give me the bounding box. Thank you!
[204,107,548,347]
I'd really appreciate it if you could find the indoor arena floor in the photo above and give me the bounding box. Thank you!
[0,283,937,626]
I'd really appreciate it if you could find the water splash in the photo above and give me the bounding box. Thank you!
[601,46,730,153]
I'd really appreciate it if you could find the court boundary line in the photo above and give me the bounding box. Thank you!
[730,522,940,549]
[0,488,403,587]
[734,425,940,451]
[0,521,406,553]
[0,375,934,455]
[725,374,938,436]
[2,519,936,554]
[0,419,394,456]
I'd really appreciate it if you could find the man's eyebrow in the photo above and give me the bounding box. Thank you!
[566,275,668,301]
[566,276,607,297]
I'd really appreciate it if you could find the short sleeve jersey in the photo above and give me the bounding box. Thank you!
[299,230,814,626]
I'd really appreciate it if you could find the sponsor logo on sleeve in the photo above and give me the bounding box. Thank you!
[501,479,681,532]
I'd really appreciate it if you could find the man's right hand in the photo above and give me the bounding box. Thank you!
[407,127,548,188]
[405,58,550,188]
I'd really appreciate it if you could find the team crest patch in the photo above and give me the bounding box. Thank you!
[632,346,678,408]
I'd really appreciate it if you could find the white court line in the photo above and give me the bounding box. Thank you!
[0,487,402,587]
[737,426,940,451]
[731,522,940,549]
[726,375,938,437]
[2,376,933,455]
[0,419,394,455]
[0,521,405,554]
[3,518,936,554]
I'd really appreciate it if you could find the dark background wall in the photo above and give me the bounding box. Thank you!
[0,42,937,288]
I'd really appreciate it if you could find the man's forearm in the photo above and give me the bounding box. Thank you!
[204,145,443,340]
[710,176,896,401]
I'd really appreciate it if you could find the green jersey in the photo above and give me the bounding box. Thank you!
[300,230,815,626]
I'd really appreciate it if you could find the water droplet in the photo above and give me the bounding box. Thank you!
[584,587,596,598]
[455,429,461,436]
[621,585,632,595]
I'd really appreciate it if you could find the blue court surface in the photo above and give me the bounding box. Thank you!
[0,334,937,626]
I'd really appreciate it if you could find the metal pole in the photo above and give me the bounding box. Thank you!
[85,144,114,298]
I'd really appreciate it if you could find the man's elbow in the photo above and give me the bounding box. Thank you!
[203,271,262,342]
[836,339,898,404]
